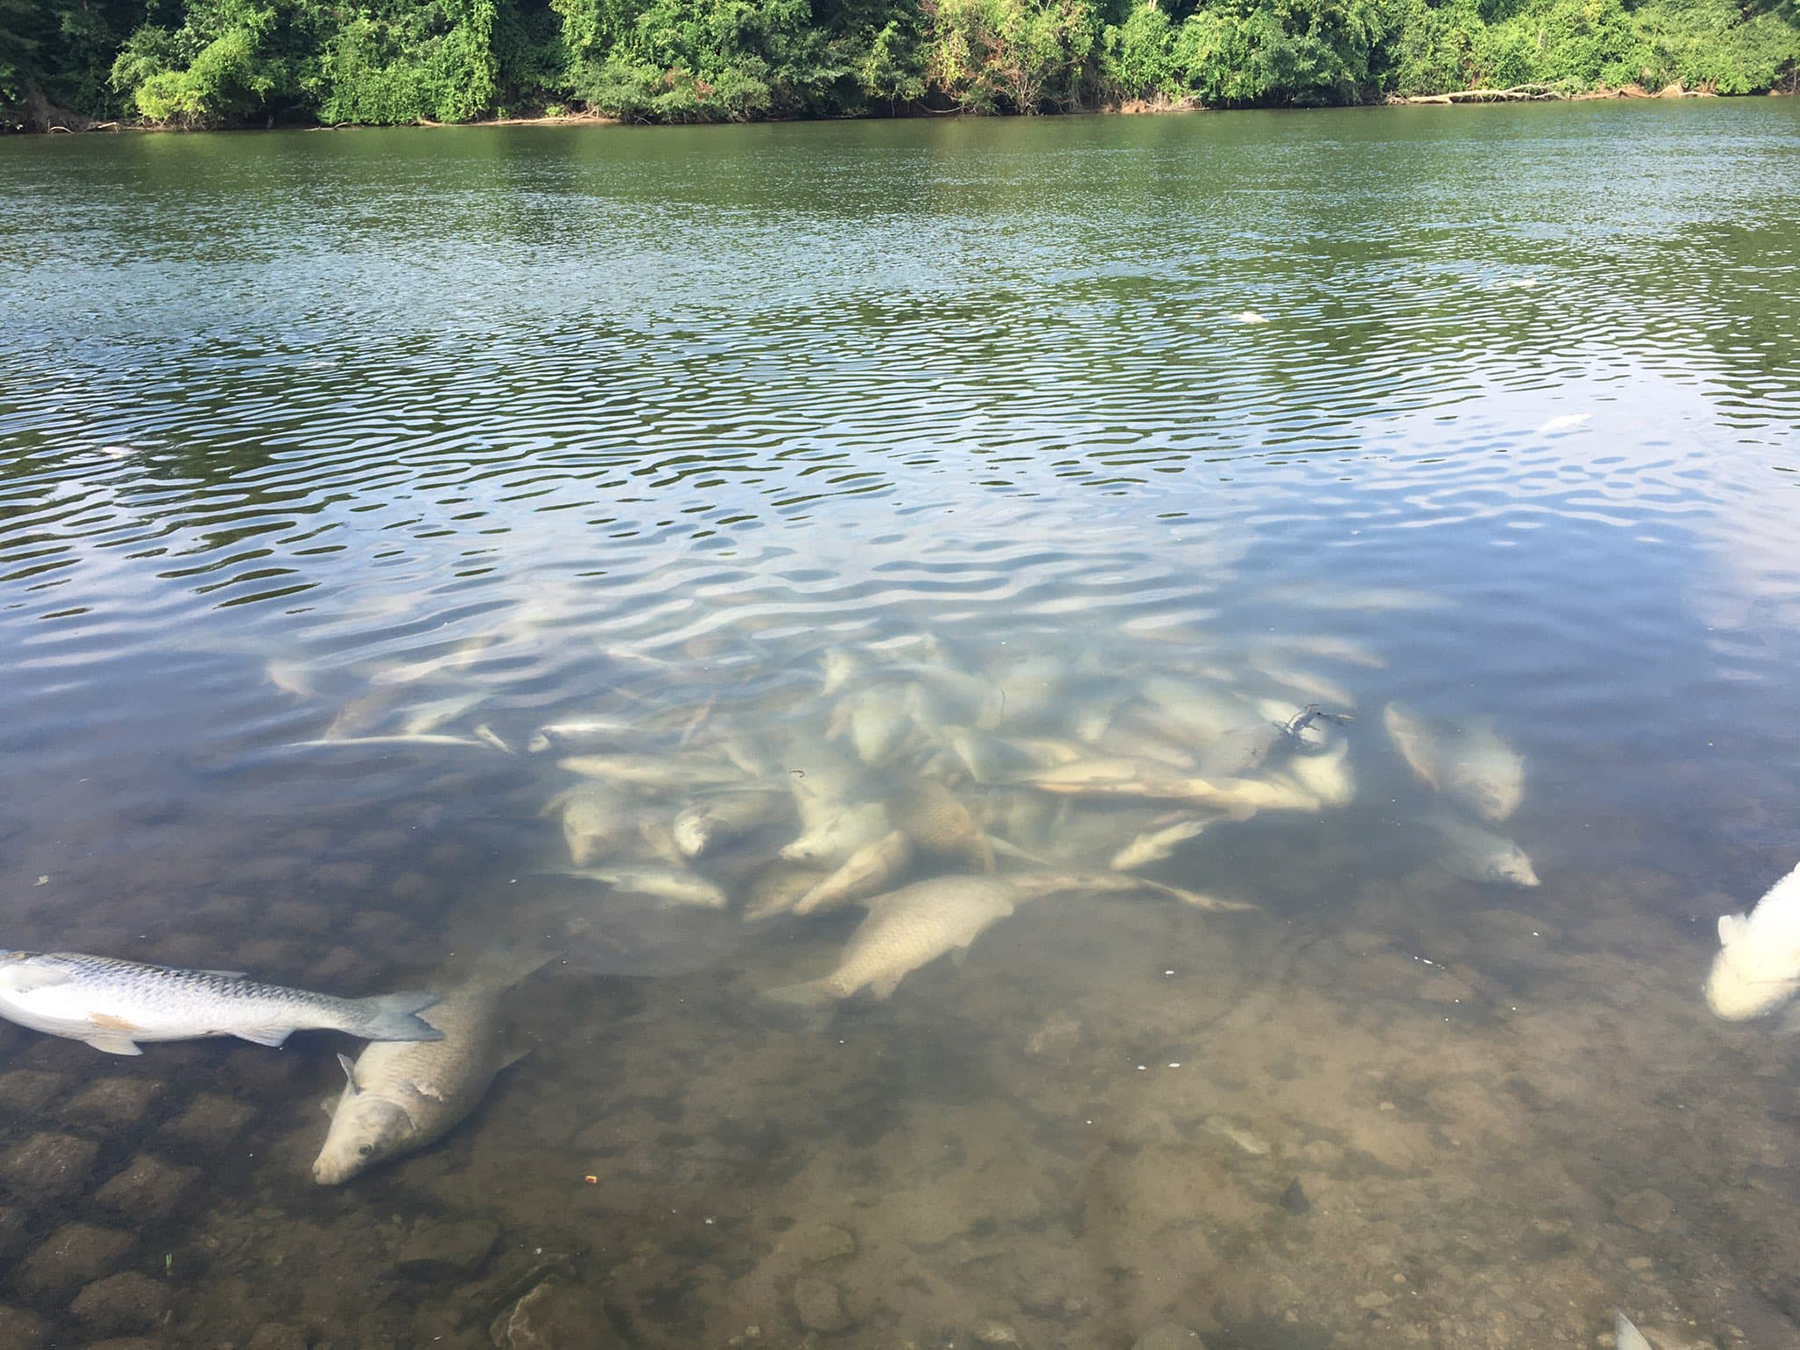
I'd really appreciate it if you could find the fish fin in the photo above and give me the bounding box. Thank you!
[83,1030,144,1056]
[1613,1312,1651,1350]
[473,724,513,754]
[499,1045,532,1072]
[1718,913,1749,945]
[319,1096,338,1116]
[351,992,444,1042]
[1145,881,1256,913]
[986,833,1048,866]
[762,978,838,1008]
[336,1052,360,1093]
[236,1026,294,1048]
[194,969,249,980]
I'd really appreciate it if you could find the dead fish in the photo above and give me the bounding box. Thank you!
[821,647,868,696]
[672,791,790,859]
[1427,814,1538,888]
[1110,818,1217,871]
[1706,860,1800,1020]
[398,693,489,736]
[1282,739,1355,807]
[558,753,743,791]
[471,724,512,754]
[891,779,993,871]
[794,830,916,917]
[1253,664,1355,708]
[552,784,633,867]
[526,718,637,754]
[1196,722,1285,778]
[779,801,891,868]
[837,688,912,766]
[313,961,544,1184]
[766,877,1018,1004]
[1136,675,1254,742]
[1010,870,1253,913]
[783,739,867,830]
[548,865,728,909]
[989,654,1066,725]
[743,862,832,923]
[1383,703,1523,823]
[1614,1313,1651,1350]
[370,639,490,686]
[286,734,494,751]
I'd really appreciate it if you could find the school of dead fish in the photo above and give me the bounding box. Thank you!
[8,609,1799,1225]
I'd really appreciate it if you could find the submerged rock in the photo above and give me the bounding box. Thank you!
[65,1077,164,1127]
[69,1271,170,1334]
[21,1221,134,1298]
[1278,1179,1312,1215]
[93,1155,199,1219]
[399,1218,499,1279]
[0,1131,99,1197]
[1613,1189,1673,1233]
[793,1275,852,1332]
[489,1278,616,1349]
[0,1306,51,1350]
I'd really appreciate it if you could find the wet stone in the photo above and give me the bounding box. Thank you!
[1614,1189,1673,1233]
[21,1221,135,1299]
[69,1271,170,1334]
[1133,1327,1209,1350]
[65,1078,164,1127]
[0,1069,69,1115]
[399,1218,499,1279]
[162,1091,255,1147]
[489,1278,616,1349]
[0,1305,51,1350]
[93,1155,199,1219]
[0,1131,100,1198]
[793,1276,851,1332]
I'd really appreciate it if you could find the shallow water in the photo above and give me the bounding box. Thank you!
[1,101,1799,1348]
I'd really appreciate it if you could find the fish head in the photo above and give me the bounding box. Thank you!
[0,951,46,985]
[313,1090,416,1185]
[1492,848,1540,888]
[671,813,713,859]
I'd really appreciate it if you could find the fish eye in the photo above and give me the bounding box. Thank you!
[358,1145,372,1156]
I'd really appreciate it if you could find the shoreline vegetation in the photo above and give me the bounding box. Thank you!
[4,0,1797,134]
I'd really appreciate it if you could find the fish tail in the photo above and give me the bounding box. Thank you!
[761,978,839,1008]
[349,991,444,1041]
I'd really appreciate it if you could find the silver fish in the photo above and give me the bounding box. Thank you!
[1384,703,1523,823]
[527,718,637,754]
[558,753,744,791]
[552,866,728,909]
[1428,815,1539,887]
[313,971,534,1185]
[779,801,891,868]
[794,830,915,917]
[550,783,634,868]
[672,791,790,859]
[767,877,1018,1004]
[0,951,440,1057]
[1110,817,1217,871]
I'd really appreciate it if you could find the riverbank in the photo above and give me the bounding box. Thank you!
[11,83,1793,136]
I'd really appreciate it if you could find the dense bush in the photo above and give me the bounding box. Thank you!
[3,0,1795,128]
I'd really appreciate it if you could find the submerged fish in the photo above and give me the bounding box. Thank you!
[743,862,832,923]
[265,659,318,699]
[1614,1313,1650,1350]
[527,718,636,754]
[1427,815,1539,888]
[550,783,634,868]
[1383,703,1524,823]
[672,791,789,859]
[0,951,441,1056]
[821,647,869,697]
[795,830,915,917]
[286,734,493,751]
[558,753,743,791]
[1706,860,1800,1020]
[313,969,536,1185]
[779,801,891,868]
[767,876,1018,1004]
[1110,817,1216,871]
[397,692,489,736]
[552,866,728,909]
[891,779,993,872]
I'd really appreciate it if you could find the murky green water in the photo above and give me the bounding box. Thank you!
[2,102,1799,1349]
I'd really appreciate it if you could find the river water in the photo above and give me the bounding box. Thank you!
[1,101,1798,1349]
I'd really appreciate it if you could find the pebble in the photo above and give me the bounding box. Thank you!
[1279,1179,1312,1215]
[69,1271,171,1334]
[1133,1326,1209,1350]
[0,1305,51,1350]
[793,1276,852,1332]
[1614,1189,1673,1233]
[94,1155,199,1219]
[399,1218,499,1279]
[162,1091,255,1147]
[0,1132,100,1198]
[20,1222,135,1298]
[489,1277,617,1349]
[64,1078,164,1127]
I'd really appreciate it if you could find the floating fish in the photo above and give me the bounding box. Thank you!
[313,961,544,1185]
[0,951,440,1057]
[766,877,1018,1004]
[527,718,636,754]
[1706,860,1800,1020]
